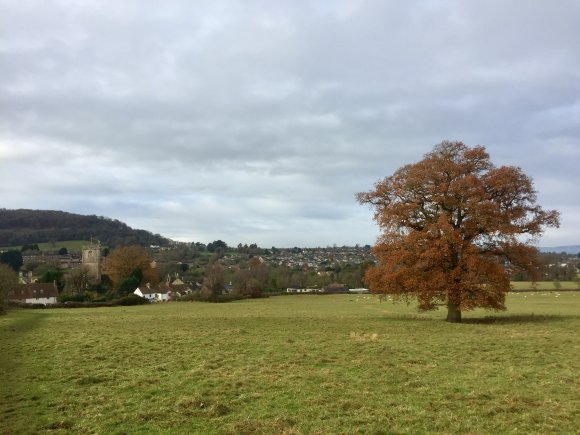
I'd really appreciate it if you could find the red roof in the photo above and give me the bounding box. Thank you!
[9,283,59,300]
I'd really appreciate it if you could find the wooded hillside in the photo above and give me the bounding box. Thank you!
[0,209,170,248]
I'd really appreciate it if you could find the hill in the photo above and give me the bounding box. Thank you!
[0,209,170,248]
[540,245,580,254]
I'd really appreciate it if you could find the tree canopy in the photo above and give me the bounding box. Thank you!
[357,141,560,322]
[207,240,228,253]
[0,250,23,272]
[103,245,157,291]
[0,264,18,314]
[64,266,91,295]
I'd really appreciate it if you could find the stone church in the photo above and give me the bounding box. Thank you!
[82,241,102,282]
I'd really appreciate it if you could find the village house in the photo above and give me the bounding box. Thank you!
[18,270,37,284]
[133,277,193,302]
[286,287,321,293]
[165,275,193,296]
[134,284,169,302]
[9,282,59,305]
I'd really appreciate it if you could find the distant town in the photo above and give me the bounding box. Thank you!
[1,210,578,307]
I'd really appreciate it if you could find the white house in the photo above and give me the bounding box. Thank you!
[134,284,169,302]
[286,288,319,293]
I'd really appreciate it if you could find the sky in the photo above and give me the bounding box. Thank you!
[1,0,579,248]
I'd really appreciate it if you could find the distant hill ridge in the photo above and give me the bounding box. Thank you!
[0,209,170,248]
[540,245,580,254]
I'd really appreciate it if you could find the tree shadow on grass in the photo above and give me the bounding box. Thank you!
[375,313,575,324]
[462,314,574,325]
[373,314,436,322]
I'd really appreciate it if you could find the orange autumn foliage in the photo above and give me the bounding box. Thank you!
[357,141,560,322]
[103,245,158,287]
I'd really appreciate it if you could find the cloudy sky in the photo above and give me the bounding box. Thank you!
[1,1,579,248]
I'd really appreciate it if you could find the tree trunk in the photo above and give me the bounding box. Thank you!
[446,302,462,323]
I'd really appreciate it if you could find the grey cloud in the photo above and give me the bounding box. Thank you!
[1,0,579,246]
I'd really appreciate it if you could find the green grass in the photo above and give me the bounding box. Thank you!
[511,281,580,291]
[1,240,96,253]
[1,294,579,434]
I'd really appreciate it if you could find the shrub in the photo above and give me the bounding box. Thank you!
[115,294,150,306]
[179,289,252,303]
[59,294,87,303]
[52,301,114,309]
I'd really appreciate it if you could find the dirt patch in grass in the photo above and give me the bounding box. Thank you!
[41,420,75,430]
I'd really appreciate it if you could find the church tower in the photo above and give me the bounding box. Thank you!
[82,241,101,282]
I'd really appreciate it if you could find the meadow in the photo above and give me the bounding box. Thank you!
[1,293,578,434]
[1,240,94,253]
[510,281,579,291]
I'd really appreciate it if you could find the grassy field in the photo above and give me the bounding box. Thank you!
[1,294,579,434]
[0,240,95,253]
[511,281,579,291]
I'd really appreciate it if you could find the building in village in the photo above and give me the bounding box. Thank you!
[82,241,102,282]
[134,276,193,302]
[8,282,59,305]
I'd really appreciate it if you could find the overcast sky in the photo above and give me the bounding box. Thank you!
[1,1,579,248]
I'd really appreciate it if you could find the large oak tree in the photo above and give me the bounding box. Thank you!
[357,141,559,322]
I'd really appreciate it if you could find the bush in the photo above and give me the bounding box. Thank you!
[91,297,109,303]
[179,289,263,303]
[59,294,87,303]
[54,302,85,308]
[5,301,49,310]
[53,301,114,308]
[114,294,150,306]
